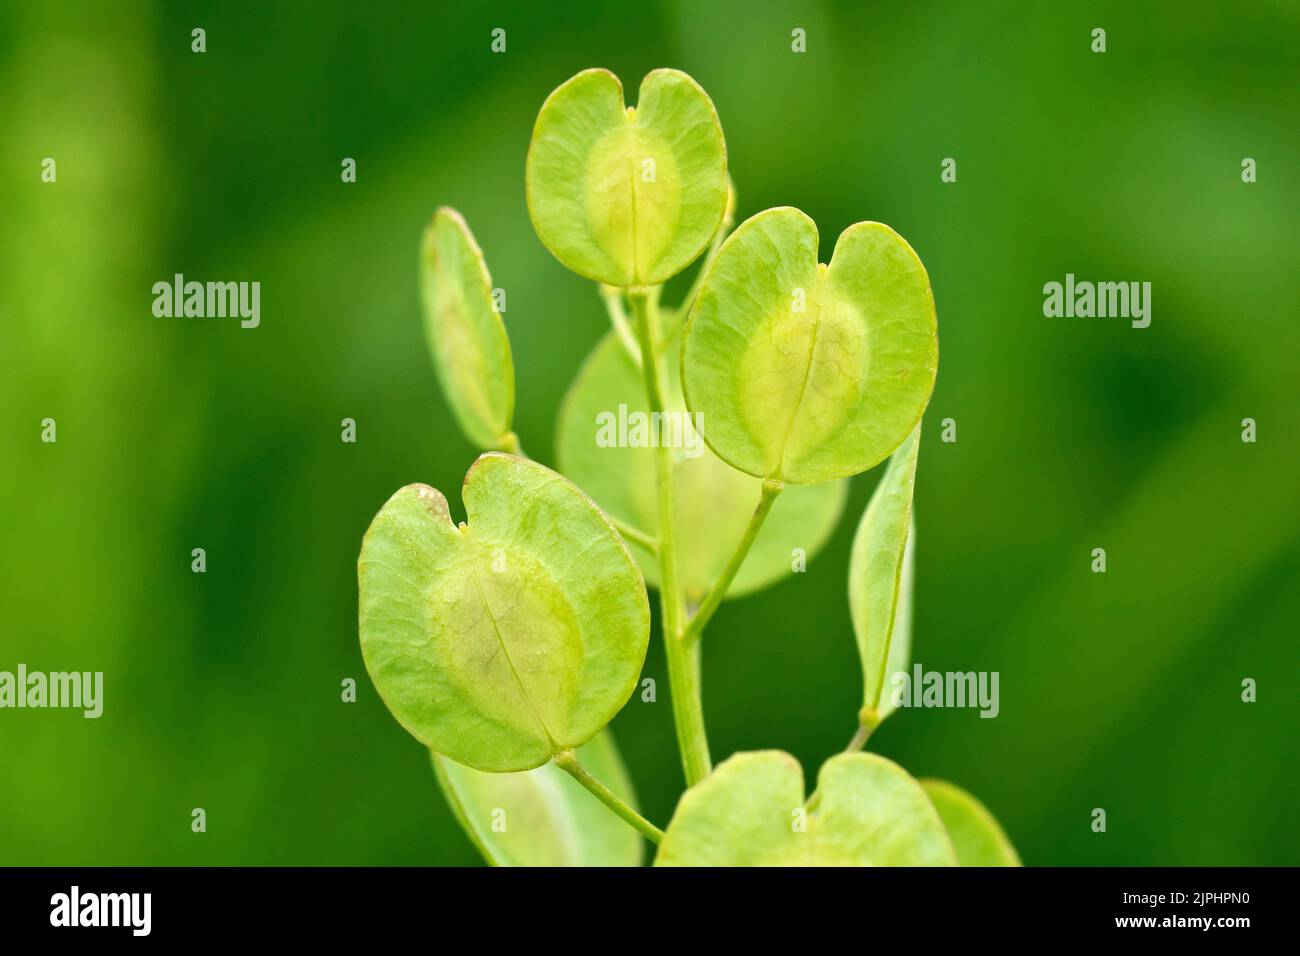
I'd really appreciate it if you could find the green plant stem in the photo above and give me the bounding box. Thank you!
[664,633,708,782]
[600,284,643,368]
[681,479,784,644]
[804,718,879,812]
[554,749,664,844]
[844,717,876,753]
[629,287,711,787]
[608,515,659,555]
[496,431,523,455]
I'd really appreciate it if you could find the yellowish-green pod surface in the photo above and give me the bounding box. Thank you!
[850,423,920,727]
[922,779,1022,867]
[655,751,956,866]
[682,207,937,484]
[526,68,728,287]
[433,730,643,866]
[419,208,515,450]
[358,453,650,772]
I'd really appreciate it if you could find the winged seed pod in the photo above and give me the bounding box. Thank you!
[358,453,650,772]
[419,208,517,451]
[921,779,1022,867]
[655,751,956,866]
[850,423,921,729]
[681,207,938,484]
[526,68,728,287]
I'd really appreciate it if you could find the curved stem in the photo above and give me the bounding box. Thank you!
[682,479,783,644]
[495,431,523,456]
[608,515,659,555]
[629,287,711,786]
[554,749,664,844]
[844,718,875,754]
[600,285,643,368]
[804,717,879,812]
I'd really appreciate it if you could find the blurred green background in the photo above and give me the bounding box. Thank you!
[2,0,1296,866]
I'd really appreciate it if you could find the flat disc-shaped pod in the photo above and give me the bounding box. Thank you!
[654,751,956,866]
[358,453,650,772]
[433,729,642,867]
[556,326,846,602]
[420,208,515,449]
[526,68,728,287]
[921,779,1021,867]
[850,424,920,725]
[681,207,938,484]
